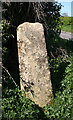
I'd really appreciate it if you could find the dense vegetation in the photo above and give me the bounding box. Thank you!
[2,2,73,120]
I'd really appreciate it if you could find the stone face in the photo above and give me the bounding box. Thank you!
[17,22,52,107]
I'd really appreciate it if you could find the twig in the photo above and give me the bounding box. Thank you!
[0,63,17,87]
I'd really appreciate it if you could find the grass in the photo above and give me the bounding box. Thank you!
[61,25,73,33]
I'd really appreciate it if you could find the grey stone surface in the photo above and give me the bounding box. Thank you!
[17,22,52,107]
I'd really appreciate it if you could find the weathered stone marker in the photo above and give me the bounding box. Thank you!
[17,22,52,107]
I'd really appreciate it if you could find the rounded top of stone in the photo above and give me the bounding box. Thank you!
[17,22,43,31]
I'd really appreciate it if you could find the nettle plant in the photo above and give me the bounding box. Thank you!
[2,87,45,120]
[44,55,73,120]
